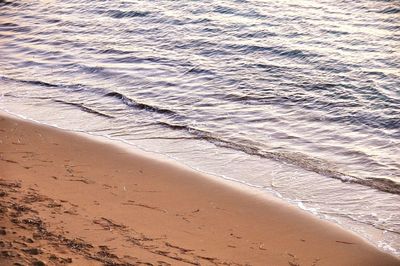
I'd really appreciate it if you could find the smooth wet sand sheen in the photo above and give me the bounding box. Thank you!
[0,113,398,265]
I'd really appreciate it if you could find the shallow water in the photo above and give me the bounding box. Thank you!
[1,0,399,256]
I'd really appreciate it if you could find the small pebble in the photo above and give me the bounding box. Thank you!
[32,261,46,266]
[25,238,34,243]
[22,248,41,255]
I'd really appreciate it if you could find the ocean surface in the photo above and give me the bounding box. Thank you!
[0,0,399,256]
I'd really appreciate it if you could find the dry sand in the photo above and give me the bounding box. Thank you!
[0,112,398,266]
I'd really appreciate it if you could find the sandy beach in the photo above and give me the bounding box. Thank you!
[0,112,398,265]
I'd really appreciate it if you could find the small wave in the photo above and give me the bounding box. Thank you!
[104,92,178,116]
[327,113,400,131]
[250,63,286,73]
[0,76,180,119]
[46,19,61,24]
[53,100,114,119]
[0,22,32,33]
[276,48,311,58]
[110,55,169,65]
[75,64,107,75]
[98,48,132,55]
[154,121,400,195]
[0,22,31,33]
[0,76,58,88]
[218,92,262,102]
[0,22,19,27]
[324,29,349,36]
[190,18,212,24]
[2,92,49,100]
[214,5,237,15]
[379,7,400,14]
[0,0,20,7]
[236,31,278,38]
[184,67,215,76]
[224,43,319,59]
[355,177,400,195]
[226,43,273,53]
[106,10,150,19]
[0,76,87,93]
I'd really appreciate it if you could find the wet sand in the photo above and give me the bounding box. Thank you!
[0,112,398,266]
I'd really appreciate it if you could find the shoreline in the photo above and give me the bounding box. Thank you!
[0,112,398,265]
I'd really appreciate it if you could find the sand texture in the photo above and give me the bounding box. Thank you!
[0,113,398,266]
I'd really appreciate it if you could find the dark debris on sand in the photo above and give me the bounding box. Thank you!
[0,177,239,265]
[0,178,137,266]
